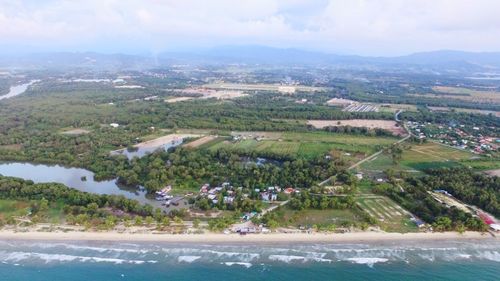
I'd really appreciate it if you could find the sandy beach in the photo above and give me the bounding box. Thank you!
[0,230,495,243]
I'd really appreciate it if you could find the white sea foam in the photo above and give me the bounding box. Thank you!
[0,251,149,264]
[163,248,260,262]
[346,257,389,267]
[223,262,253,268]
[177,256,201,263]
[309,257,333,263]
[206,250,260,261]
[477,251,500,262]
[418,254,435,262]
[268,255,305,263]
[33,243,148,254]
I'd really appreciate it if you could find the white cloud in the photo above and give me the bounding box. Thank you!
[0,0,499,55]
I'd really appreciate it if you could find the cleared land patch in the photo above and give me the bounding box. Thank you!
[203,83,326,94]
[428,106,500,117]
[134,134,201,149]
[409,86,500,104]
[0,144,22,151]
[279,208,363,227]
[207,131,397,159]
[166,88,248,103]
[307,119,406,136]
[60,128,91,135]
[357,196,417,232]
[183,135,218,148]
[360,142,474,176]
[485,169,500,177]
[165,97,195,103]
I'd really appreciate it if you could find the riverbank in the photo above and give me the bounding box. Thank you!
[0,230,495,244]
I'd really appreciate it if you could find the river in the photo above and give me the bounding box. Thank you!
[0,80,40,100]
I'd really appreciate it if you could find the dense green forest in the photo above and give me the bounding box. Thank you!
[0,175,166,226]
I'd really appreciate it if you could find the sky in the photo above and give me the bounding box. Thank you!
[0,0,500,56]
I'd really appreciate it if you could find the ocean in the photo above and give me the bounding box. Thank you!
[0,239,499,281]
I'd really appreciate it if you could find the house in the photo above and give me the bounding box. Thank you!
[223,196,234,204]
[109,123,119,128]
[199,184,210,193]
[261,192,278,202]
[355,173,363,180]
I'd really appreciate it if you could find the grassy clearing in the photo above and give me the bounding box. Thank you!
[0,199,31,219]
[0,199,65,223]
[406,142,473,162]
[460,158,500,171]
[360,142,474,175]
[377,103,418,113]
[409,86,500,104]
[0,144,22,151]
[207,131,398,159]
[357,196,417,232]
[279,208,363,227]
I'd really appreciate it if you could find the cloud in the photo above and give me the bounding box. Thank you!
[0,0,499,55]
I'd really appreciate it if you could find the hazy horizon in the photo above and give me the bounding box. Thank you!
[1,0,500,56]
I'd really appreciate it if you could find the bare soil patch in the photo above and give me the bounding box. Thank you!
[485,169,500,177]
[184,135,217,148]
[326,98,357,106]
[0,144,22,151]
[135,134,201,149]
[165,97,195,103]
[60,128,91,135]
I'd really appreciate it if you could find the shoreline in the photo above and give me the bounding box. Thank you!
[0,230,495,244]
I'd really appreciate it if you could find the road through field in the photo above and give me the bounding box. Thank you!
[318,111,410,186]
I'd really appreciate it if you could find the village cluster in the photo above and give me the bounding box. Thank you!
[407,121,499,154]
[198,183,294,205]
[155,181,296,216]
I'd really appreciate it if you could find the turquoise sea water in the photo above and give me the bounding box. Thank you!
[1,239,499,281]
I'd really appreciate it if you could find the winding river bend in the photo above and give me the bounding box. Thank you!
[0,162,160,206]
[0,80,39,100]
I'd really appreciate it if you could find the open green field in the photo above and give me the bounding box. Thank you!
[0,199,66,223]
[356,196,418,232]
[460,158,500,171]
[0,199,31,219]
[360,142,474,175]
[410,86,500,104]
[207,131,398,159]
[279,208,364,228]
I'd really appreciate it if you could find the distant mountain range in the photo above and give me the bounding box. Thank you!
[1,46,500,72]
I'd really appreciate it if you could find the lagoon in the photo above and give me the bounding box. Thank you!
[0,162,159,206]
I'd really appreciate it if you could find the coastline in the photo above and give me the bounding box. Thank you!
[0,230,495,244]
